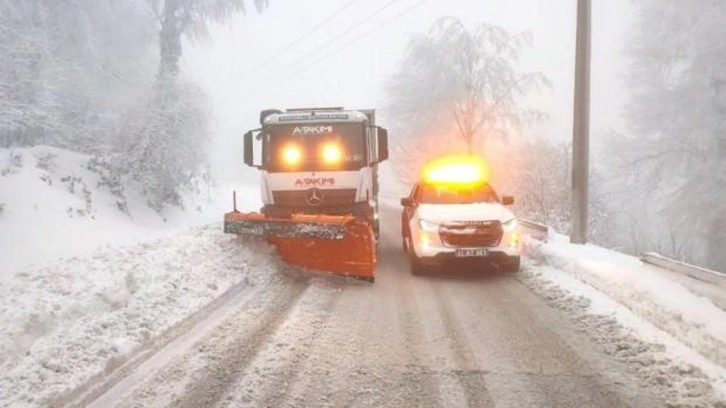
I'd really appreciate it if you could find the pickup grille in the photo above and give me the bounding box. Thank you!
[440,221,503,247]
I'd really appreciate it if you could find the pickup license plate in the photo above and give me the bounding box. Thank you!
[455,248,488,258]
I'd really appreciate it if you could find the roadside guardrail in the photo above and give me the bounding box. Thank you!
[517,219,726,288]
[640,252,726,287]
[519,219,549,242]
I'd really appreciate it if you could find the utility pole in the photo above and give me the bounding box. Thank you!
[571,0,591,244]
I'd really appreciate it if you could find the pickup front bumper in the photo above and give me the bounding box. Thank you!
[410,229,520,267]
[416,247,518,266]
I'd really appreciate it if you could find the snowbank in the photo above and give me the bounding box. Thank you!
[0,145,258,278]
[523,235,726,404]
[0,225,283,407]
[0,145,270,406]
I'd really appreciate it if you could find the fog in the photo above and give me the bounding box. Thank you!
[3,0,720,269]
[183,0,633,181]
[3,4,726,404]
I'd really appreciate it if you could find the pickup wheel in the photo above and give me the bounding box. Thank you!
[401,216,411,250]
[401,224,410,252]
[406,237,425,276]
[501,255,521,273]
[410,254,423,275]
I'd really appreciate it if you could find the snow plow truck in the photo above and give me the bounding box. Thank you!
[224,107,389,282]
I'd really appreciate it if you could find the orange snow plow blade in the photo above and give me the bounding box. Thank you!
[224,211,376,282]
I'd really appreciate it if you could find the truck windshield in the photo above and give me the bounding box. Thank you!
[420,183,499,204]
[264,123,366,172]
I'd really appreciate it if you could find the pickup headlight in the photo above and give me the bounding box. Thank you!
[418,219,439,231]
[502,218,517,232]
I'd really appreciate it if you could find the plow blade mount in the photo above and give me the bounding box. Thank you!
[224,212,376,282]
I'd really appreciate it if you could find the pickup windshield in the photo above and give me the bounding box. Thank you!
[263,123,366,171]
[420,183,499,204]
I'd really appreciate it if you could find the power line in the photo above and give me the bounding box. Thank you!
[234,0,427,96]
[242,0,363,78]
[276,0,404,74]
[290,0,429,76]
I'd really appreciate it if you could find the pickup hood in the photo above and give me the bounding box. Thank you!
[417,203,514,224]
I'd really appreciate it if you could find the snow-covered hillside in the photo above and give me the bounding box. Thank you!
[0,146,257,278]
[0,225,284,407]
[0,145,270,406]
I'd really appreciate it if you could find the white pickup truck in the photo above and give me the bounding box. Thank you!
[400,159,521,274]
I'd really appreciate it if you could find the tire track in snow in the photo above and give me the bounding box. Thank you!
[233,282,345,407]
[168,278,311,408]
[77,277,268,408]
[390,255,444,408]
[377,209,444,407]
[429,282,495,407]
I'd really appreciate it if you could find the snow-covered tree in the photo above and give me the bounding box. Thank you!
[124,0,269,209]
[382,17,605,234]
[148,0,269,79]
[1,0,270,210]
[507,139,571,230]
[386,17,548,182]
[0,0,155,150]
[497,138,610,242]
[608,0,726,270]
[124,80,211,210]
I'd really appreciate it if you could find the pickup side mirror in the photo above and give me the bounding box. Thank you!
[377,127,389,163]
[502,196,515,206]
[401,197,413,207]
[243,131,255,167]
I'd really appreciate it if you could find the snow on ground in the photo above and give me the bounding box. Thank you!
[0,225,284,407]
[0,145,273,406]
[0,145,258,279]
[6,145,726,406]
[521,235,726,406]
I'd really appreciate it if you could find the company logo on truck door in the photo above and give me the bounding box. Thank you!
[292,126,333,135]
[294,177,335,188]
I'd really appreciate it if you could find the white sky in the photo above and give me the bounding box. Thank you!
[183,0,634,181]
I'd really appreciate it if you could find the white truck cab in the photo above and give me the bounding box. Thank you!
[243,107,388,238]
[400,159,521,274]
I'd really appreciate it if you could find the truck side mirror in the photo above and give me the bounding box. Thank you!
[401,197,412,207]
[243,131,255,167]
[502,196,515,205]
[377,127,389,163]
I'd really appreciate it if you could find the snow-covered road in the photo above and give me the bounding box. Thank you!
[71,207,687,408]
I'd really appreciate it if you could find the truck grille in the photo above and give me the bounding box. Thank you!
[272,189,357,208]
[440,221,503,247]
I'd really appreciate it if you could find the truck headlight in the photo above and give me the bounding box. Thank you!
[282,145,302,165]
[418,219,439,231]
[502,218,517,232]
[321,143,342,164]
